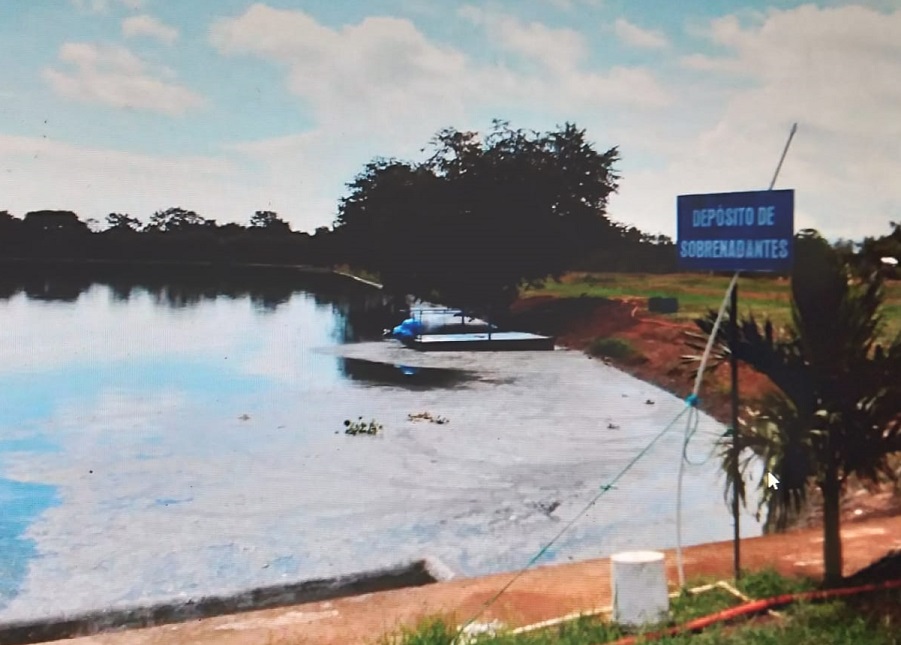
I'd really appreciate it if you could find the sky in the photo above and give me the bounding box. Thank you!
[1,0,900,240]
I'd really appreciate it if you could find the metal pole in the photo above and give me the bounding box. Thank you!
[769,123,798,190]
[730,280,741,581]
[727,122,796,581]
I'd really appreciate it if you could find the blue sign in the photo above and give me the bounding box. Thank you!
[677,189,794,272]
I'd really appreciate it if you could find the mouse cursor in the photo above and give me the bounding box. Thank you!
[766,472,780,490]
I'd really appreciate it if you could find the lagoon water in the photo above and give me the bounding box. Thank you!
[0,271,762,621]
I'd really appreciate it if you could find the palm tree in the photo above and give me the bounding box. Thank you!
[690,230,901,585]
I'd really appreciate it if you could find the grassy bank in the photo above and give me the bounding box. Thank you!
[525,272,901,340]
[380,569,900,644]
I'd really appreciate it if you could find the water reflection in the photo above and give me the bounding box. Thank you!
[0,265,480,612]
[21,276,93,302]
[0,262,403,344]
[338,358,475,389]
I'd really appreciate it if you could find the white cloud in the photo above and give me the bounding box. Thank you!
[210,4,475,140]
[678,53,735,73]
[72,0,144,13]
[210,5,670,137]
[459,6,670,108]
[614,18,668,49]
[459,6,587,72]
[43,43,203,115]
[541,0,604,9]
[122,14,179,44]
[0,132,341,234]
[611,4,901,239]
[0,134,257,226]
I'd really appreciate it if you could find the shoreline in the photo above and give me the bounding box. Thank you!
[27,514,901,645]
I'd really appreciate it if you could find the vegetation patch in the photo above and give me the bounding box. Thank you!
[378,569,900,644]
[344,417,383,435]
[587,336,644,363]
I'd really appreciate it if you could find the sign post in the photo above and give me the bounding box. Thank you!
[677,182,795,581]
[729,277,740,580]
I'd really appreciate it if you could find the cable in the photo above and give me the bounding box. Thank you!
[673,123,800,588]
[457,404,692,638]
[456,119,801,632]
[675,271,740,588]
[457,272,742,635]
[456,270,745,640]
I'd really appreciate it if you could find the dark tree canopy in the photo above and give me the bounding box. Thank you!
[856,221,901,278]
[144,207,212,232]
[105,212,143,231]
[250,210,291,231]
[23,210,89,233]
[335,121,621,313]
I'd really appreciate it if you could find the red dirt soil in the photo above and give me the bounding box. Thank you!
[506,294,901,529]
[507,294,773,422]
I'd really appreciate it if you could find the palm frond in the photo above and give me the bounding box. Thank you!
[720,392,814,532]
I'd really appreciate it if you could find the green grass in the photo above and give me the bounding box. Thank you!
[379,569,900,645]
[586,337,643,362]
[524,272,901,341]
[526,273,792,325]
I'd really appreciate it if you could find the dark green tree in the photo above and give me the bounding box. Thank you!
[250,210,291,231]
[335,120,620,314]
[0,211,24,255]
[144,207,212,232]
[105,212,142,231]
[23,210,89,233]
[857,221,901,278]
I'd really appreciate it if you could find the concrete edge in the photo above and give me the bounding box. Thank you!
[0,557,455,645]
[331,270,383,290]
[421,555,457,583]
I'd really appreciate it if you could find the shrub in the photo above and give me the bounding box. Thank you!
[587,336,642,361]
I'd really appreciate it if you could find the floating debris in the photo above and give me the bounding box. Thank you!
[408,411,450,425]
[530,500,561,517]
[344,417,382,435]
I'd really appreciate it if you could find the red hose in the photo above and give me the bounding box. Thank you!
[603,578,901,645]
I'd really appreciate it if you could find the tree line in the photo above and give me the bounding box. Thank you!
[2,121,897,314]
[0,122,674,291]
[0,207,343,266]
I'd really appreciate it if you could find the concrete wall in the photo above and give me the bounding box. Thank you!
[0,557,454,645]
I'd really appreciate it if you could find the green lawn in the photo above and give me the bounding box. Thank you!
[524,272,901,341]
[380,569,900,645]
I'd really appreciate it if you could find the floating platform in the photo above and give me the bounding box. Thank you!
[404,331,555,352]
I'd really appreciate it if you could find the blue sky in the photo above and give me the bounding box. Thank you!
[1,0,900,239]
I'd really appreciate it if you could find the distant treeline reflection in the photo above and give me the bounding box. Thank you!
[0,261,400,343]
